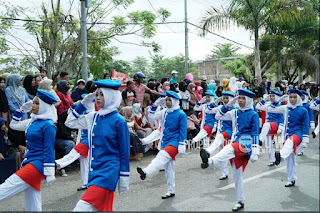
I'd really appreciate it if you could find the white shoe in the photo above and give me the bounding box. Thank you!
[59,169,68,177]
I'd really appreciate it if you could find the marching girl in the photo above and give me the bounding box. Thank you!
[309,96,319,138]
[137,91,187,199]
[256,90,284,166]
[65,79,130,211]
[0,89,58,211]
[200,89,260,212]
[201,91,235,180]
[55,93,96,191]
[192,91,218,148]
[268,89,309,187]
[297,90,315,155]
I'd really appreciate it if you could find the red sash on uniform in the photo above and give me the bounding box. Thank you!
[221,131,229,146]
[15,163,45,191]
[230,142,249,172]
[81,185,115,212]
[286,134,301,155]
[162,145,178,160]
[203,125,213,138]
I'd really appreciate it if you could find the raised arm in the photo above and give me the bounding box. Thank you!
[9,110,32,131]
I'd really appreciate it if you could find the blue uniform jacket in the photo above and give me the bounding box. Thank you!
[258,100,284,126]
[68,103,130,192]
[12,111,56,176]
[302,102,315,127]
[286,106,309,141]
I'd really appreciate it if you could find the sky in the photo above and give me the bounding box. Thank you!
[6,0,255,63]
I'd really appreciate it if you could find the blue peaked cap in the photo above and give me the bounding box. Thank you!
[94,79,121,90]
[288,89,302,96]
[238,89,255,98]
[269,89,282,96]
[222,91,235,97]
[37,89,58,104]
[166,90,181,100]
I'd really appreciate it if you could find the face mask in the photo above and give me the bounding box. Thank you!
[175,74,178,78]
[78,85,85,90]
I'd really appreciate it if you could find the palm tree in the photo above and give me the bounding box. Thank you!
[200,0,315,81]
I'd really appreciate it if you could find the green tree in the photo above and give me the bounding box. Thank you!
[131,56,150,76]
[200,0,315,81]
[207,43,240,59]
[1,0,170,82]
[221,57,253,82]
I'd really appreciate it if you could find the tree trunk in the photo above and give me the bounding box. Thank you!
[277,54,282,81]
[254,21,262,82]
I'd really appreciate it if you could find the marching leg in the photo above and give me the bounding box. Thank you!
[0,174,30,201]
[285,152,297,187]
[192,129,208,144]
[206,133,225,155]
[259,123,271,142]
[201,144,235,169]
[162,159,175,199]
[276,139,293,165]
[231,162,245,212]
[266,136,275,166]
[25,186,42,211]
[73,200,97,212]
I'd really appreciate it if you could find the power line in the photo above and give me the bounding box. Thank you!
[187,21,253,49]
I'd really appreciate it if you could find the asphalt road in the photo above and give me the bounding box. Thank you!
[0,135,319,212]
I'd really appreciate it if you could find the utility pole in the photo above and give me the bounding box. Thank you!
[184,0,189,76]
[80,0,91,82]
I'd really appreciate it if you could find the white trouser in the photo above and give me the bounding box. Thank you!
[208,144,235,166]
[143,150,175,194]
[0,174,42,211]
[266,136,275,163]
[219,144,229,176]
[314,123,319,136]
[259,122,272,142]
[74,200,97,212]
[280,139,297,182]
[80,156,89,186]
[192,128,208,144]
[232,162,244,203]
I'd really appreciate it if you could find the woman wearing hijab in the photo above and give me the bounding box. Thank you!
[65,79,130,211]
[133,103,152,139]
[310,96,319,138]
[38,79,61,107]
[137,91,187,199]
[147,82,159,103]
[56,80,73,115]
[119,106,144,158]
[229,77,239,93]
[159,81,170,94]
[187,83,197,110]
[216,85,223,97]
[5,74,31,120]
[256,90,284,166]
[0,77,9,122]
[206,82,218,99]
[23,75,37,100]
[194,81,203,102]
[269,90,309,188]
[0,89,58,211]
[222,78,233,93]
[200,89,260,212]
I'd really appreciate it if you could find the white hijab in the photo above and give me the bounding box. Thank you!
[98,88,122,116]
[301,94,308,104]
[287,94,302,109]
[167,97,180,113]
[235,96,254,111]
[229,77,238,93]
[132,103,142,119]
[31,98,57,123]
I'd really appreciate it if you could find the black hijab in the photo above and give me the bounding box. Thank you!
[216,86,223,97]
[57,80,69,94]
[0,77,9,113]
[23,75,37,96]
[179,81,187,92]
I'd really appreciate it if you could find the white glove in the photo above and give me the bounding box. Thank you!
[118,176,129,193]
[263,95,270,102]
[46,175,56,186]
[277,129,282,134]
[81,92,96,109]
[277,95,288,103]
[302,136,309,144]
[300,141,308,149]
[20,100,33,112]
[199,97,207,104]
[213,97,223,104]
[178,142,186,154]
[310,122,315,130]
[212,122,217,132]
[227,96,239,107]
[73,100,81,106]
[250,154,258,163]
[154,97,166,107]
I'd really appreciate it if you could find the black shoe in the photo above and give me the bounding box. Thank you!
[259,140,262,146]
[297,152,303,156]
[137,167,146,180]
[312,132,316,138]
[219,175,228,180]
[285,181,295,187]
[77,185,88,191]
[200,149,209,164]
[161,193,175,199]
[159,169,165,172]
[275,151,281,165]
[267,162,275,167]
[232,202,244,212]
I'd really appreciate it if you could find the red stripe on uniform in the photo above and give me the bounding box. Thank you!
[15,163,45,191]
[230,142,249,172]
[74,142,89,158]
[162,145,179,160]
[81,185,115,212]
